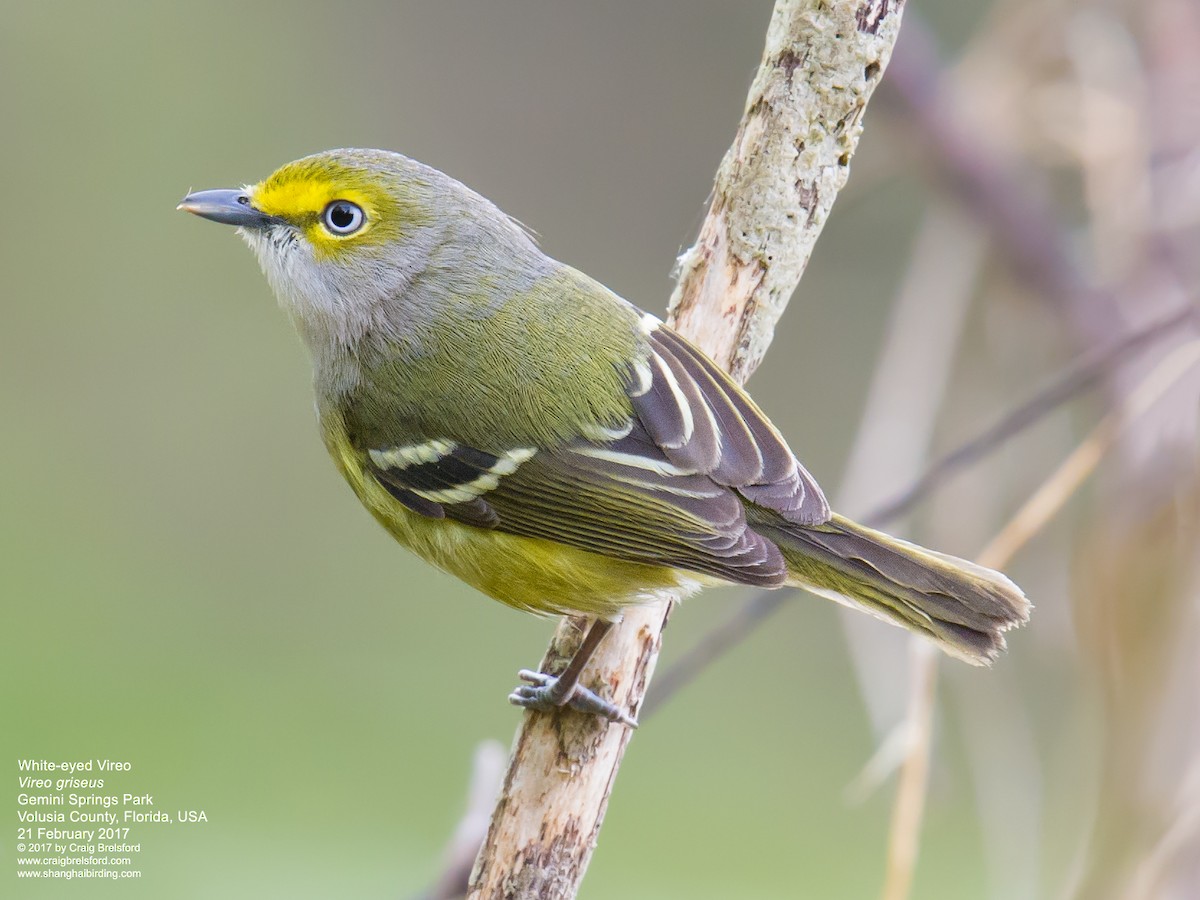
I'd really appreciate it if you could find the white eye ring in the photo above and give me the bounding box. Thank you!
[322,200,365,236]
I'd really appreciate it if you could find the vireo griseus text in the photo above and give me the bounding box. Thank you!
[179,149,1029,726]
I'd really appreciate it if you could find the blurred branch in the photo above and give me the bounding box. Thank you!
[1125,760,1200,900]
[870,303,1197,524]
[835,205,983,736]
[644,305,1193,717]
[880,337,1200,900]
[466,3,908,898]
[417,742,506,900]
[884,12,1125,349]
[879,641,937,900]
[641,588,785,718]
[980,340,1200,568]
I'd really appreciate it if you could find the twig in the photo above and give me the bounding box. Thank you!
[879,641,937,900]
[644,306,1193,716]
[870,303,1197,524]
[466,4,908,898]
[878,338,1200,900]
[835,203,983,736]
[884,12,1124,349]
[417,742,507,900]
[978,340,1200,569]
[1125,759,1200,900]
[641,590,786,719]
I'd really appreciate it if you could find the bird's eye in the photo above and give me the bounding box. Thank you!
[321,200,365,236]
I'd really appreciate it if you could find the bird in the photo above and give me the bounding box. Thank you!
[179,148,1029,727]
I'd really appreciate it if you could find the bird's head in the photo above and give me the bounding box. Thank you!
[178,149,445,346]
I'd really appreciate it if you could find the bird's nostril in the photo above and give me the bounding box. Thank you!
[237,195,250,205]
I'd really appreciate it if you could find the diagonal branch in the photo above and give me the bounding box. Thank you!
[868,304,1196,524]
[466,3,908,898]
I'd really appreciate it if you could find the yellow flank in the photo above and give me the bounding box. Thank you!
[320,410,687,620]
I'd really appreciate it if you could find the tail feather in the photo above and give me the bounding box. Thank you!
[761,514,1030,665]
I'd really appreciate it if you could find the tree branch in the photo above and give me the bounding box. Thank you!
[668,0,906,381]
[466,3,908,897]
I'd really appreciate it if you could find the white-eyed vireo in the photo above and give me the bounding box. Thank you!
[179,149,1029,726]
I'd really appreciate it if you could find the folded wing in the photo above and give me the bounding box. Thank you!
[365,317,830,588]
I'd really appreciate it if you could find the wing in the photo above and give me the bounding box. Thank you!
[628,321,829,524]
[364,317,830,587]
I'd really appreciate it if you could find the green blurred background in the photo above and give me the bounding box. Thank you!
[5,2,1196,898]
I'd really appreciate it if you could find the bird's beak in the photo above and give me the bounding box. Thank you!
[177,189,279,228]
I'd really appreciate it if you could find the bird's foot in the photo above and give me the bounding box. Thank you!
[508,669,638,728]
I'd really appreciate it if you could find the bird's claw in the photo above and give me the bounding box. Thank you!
[508,669,638,728]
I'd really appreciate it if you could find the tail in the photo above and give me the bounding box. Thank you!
[762,514,1030,665]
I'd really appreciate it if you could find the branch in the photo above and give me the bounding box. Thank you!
[668,0,906,381]
[466,3,907,897]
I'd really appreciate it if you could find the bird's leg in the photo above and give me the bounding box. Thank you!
[508,618,637,727]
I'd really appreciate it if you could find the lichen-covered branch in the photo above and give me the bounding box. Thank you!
[670,0,905,383]
[466,3,907,897]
